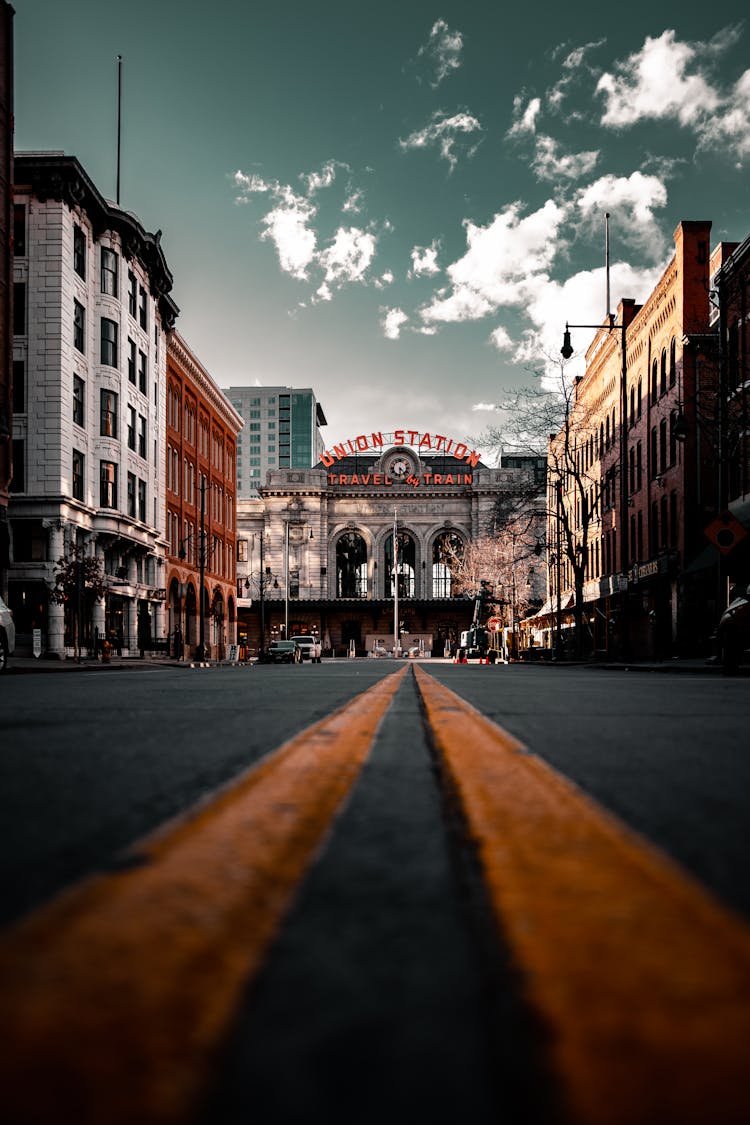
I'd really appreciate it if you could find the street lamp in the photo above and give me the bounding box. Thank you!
[561,316,630,658]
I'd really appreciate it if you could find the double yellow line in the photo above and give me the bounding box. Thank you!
[2,665,750,1125]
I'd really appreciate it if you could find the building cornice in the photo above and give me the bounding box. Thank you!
[14,151,179,330]
[167,330,243,435]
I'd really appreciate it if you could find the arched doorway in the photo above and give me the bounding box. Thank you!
[385,531,416,598]
[336,531,368,597]
[184,583,197,657]
[432,531,464,597]
[211,589,226,659]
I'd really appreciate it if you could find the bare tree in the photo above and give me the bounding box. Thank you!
[479,357,602,658]
[50,546,106,659]
[446,516,541,630]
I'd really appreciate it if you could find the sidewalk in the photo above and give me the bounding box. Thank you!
[4,654,248,673]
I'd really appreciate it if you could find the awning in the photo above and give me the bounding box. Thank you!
[525,591,575,621]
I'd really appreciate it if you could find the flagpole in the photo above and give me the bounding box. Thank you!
[393,508,399,657]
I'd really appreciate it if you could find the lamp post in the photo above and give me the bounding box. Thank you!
[561,315,630,658]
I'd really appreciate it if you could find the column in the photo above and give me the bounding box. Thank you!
[44,519,66,658]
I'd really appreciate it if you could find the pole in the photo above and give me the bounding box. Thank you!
[259,533,266,659]
[555,484,562,659]
[197,475,205,661]
[284,520,289,639]
[116,55,122,206]
[393,508,399,657]
[605,212,611,321]
[619,321,630,658]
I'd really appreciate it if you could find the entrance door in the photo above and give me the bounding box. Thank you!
[341,620,361,655]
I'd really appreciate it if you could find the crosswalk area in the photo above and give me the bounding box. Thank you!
[2,665,750,1125]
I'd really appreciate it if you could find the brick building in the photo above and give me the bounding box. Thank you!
[0,2,13,594]
[165,331,242,661]
[545,220,743,659]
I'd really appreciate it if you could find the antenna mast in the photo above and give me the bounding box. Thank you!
[605,211,611,322]
[116,55,122,205]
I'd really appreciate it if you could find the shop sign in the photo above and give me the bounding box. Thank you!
[628,558,665,585]
[327,471,474,489]
[320,429,481,469]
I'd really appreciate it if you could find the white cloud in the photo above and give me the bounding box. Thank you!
[472,402,500,412]
[302,160,343,195]
[507,95,541,138]
[701,67,750,162]
[409,241,441,278]
[547,38,606,111]
[382,307,409,340]
[319,227,376,285]
[596,30,720,128]
[260,193,318,281]
[400,110,483,172]
[420,199,567,326]
[531,135,599,182]
[374,270,395,290]
[574,171,668,259]
[343,188,365,213]
[489,325,513,352]
[417,19,464,87]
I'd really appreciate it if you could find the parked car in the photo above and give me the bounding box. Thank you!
[291,635,322,662]
[0,595,15,674]
[265,639,301,664]
[716,582,750,674]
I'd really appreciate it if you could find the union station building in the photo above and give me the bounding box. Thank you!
[236,430,531,658]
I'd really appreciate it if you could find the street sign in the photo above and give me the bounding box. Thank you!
[704,511,748,555]
[487,616,502,631]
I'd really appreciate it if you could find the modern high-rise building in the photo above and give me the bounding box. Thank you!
[224,385,326,496]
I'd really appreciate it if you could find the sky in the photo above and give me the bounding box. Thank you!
[14,0,750,460]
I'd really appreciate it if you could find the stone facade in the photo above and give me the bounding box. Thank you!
[237,440,540,657]
[8,153,178,657]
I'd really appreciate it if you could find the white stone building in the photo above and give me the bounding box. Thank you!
[9,153,178,657]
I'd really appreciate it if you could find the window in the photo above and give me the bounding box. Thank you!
[13,204,26,256]
[100,389,118,438]
[670,491,678,547]
[139,285,148,330]
[636,441,642,491]
[74,300,85,353]
[637,379,642,418]
[73,375,85,426]
[128,338,136,384]
[138,415,147,459]
[651,360,658,404]
[11,439,25,492]
[138,350,147,395]
[101,317,118,367]
[74,225,86,279]
[127,471,137,518]
[12,282,25,335]
[659,418,667,474]
[138,479,147,522]
[101,247,119,297]
[650,427,657,476]
[127,405,136,450]
[660,349,667,396]
[100,461,118,508]
[13,360,25,413]
[128,270,137,318]
[669,338,676,387]
[72,450,85,501]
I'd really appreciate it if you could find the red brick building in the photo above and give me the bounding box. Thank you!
[165,331,242,660]
[545,220,740,659]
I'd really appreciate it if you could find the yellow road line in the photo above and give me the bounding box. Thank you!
[0,667,408,1125]
[414,665,750,1125]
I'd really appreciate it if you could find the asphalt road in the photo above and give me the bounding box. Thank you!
[1,661,749,1125]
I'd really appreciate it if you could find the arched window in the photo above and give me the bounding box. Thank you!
[385,531,416,598]
[651,359,658,403]
[432,532,463,598]
[629,386,635,427]
[336,532,368,598]
[669,337,677,386]
[660,349,667,395]
[637,378,642,418]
